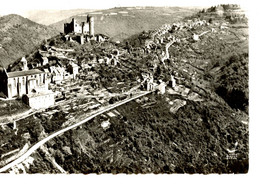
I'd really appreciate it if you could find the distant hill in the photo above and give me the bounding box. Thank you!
[51,7,199,42]
[0,14,59,68]
[24,9,97,25]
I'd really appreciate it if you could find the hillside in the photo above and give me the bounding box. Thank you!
[0,14,59,68]
[51,6,198,42]
[0,5,248,174]
[24,9,97,25]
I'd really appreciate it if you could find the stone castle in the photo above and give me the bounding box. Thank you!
[64,15,94,36]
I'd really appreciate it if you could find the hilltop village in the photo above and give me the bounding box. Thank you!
[0,14,181,110]
[0,5,249,174]
[0,12,225,108]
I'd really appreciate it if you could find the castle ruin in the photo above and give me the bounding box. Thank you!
[64,15,94,36]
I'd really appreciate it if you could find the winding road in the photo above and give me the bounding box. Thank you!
[0,91,152,173]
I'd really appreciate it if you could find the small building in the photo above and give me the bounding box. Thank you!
[193,34,200,41]
[68,62,79,79]
[41,56,49,66]
[96,34,105,42]
[43,68,52,84]
[147,75,155,91]
[21,57,28,71]
[50,66,65,84]
[22,91,55,109]
[158,81,167,94]
[169,75,176,88]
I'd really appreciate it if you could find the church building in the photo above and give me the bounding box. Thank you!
[0,57,48,99]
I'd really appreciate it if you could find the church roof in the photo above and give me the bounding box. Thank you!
[7,69,44,78]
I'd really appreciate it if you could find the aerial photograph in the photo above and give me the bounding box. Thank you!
[0,0,254,179]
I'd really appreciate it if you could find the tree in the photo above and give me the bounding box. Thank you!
[49,39,56,46]
[155,66,162,77]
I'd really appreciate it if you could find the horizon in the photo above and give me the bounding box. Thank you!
[0,0,249,18]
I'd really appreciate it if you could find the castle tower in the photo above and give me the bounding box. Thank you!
[0,66,8,97]
[89,16,94,36]
[72,18,76,32]
[81,22,85,34]
[79,34,84,45]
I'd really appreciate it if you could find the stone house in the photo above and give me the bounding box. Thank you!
[169,75,176,88]
[68,62,79,79]
[23,91,55,109]
[146,75,155,91]
[157,80,167,94]
[41,56,49,66]
[49,66,65,84]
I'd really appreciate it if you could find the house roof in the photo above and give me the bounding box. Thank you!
[7,69,44,78]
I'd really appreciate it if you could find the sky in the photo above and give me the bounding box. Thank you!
[0,0,250,16]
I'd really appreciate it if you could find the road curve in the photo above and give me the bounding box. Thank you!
[0,91,152,173]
